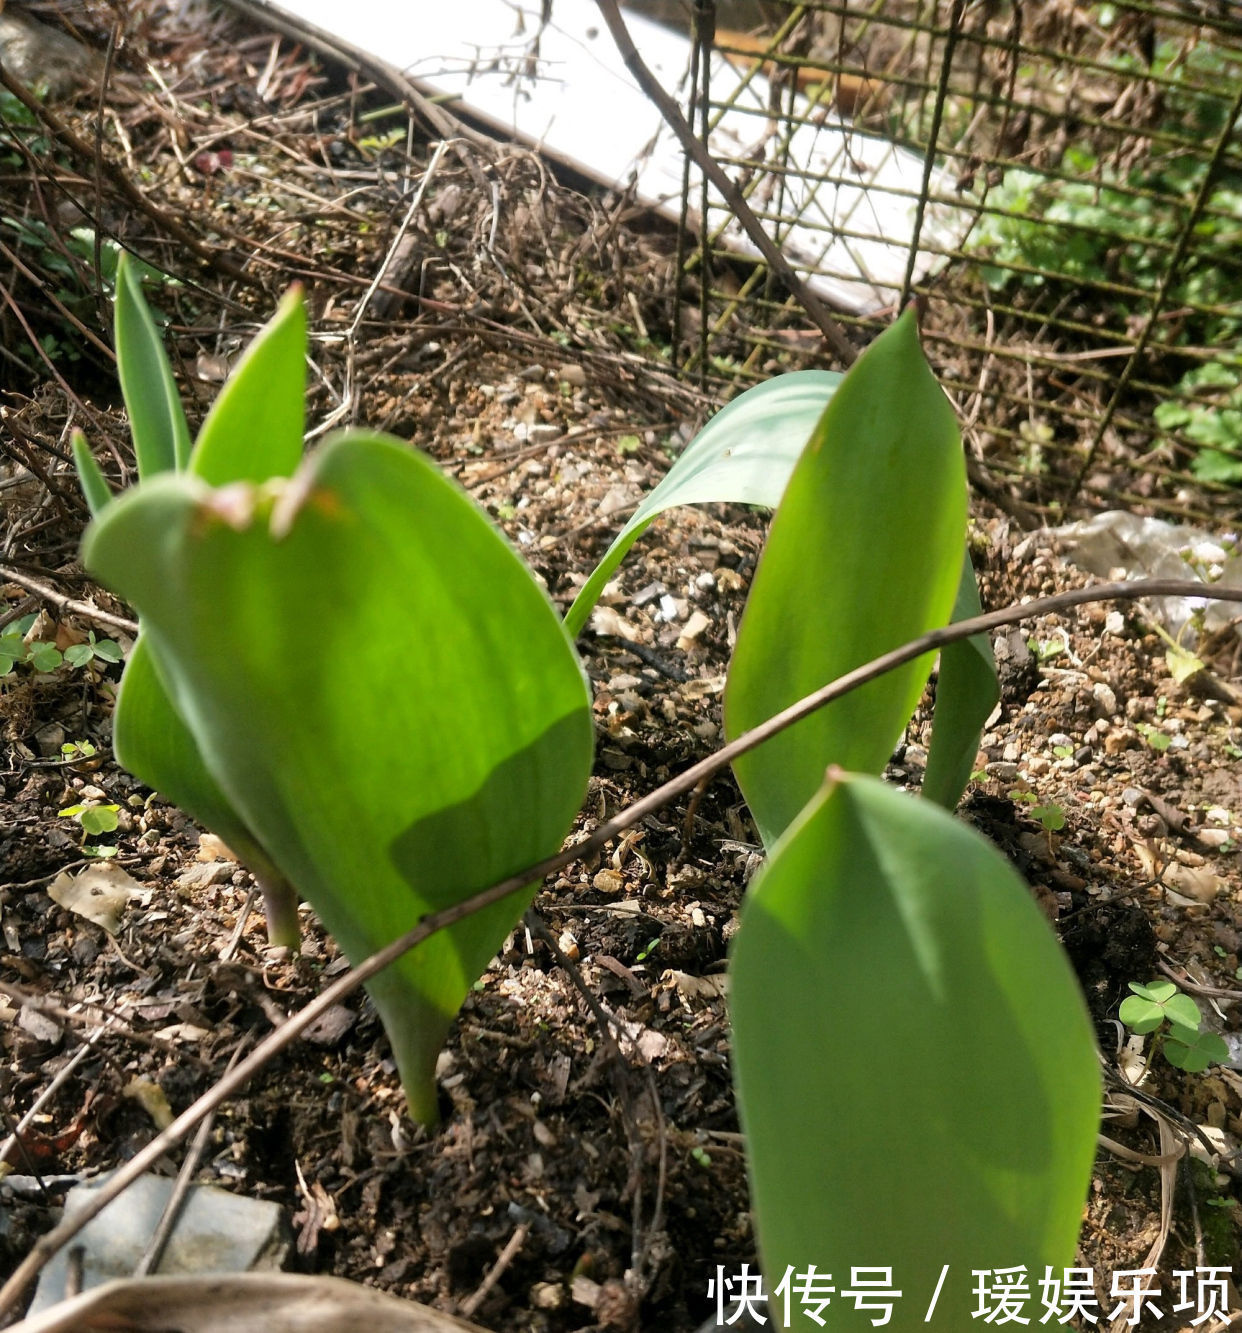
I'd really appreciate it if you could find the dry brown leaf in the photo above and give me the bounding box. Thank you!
[660,969,729,1007]
[589,605,640,641]
[1162,863,1222,903]
[46,864,142,935]
[196,833,239,862]
[122,1077,174,1131]
[7,1273,488,1332]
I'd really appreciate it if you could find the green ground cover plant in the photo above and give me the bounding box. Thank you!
[0,614,121,676]
[1120,979,1230,1074]
[76,256,1100,1324]
[969,35,1242,482]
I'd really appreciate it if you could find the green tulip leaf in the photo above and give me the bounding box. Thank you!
[113,637,301,947]
[724,309,968,847]
[71,429,114,518]
[102,281,313,946]
[731,771,1100,1328]
[114,251,191,476]
[921,553,999,810]
[84,433,593,1123]
[568,362,996,818]
[564,371,842,638]
[190,286,306,485]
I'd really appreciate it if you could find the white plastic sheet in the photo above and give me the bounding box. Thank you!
[253,0,969,314]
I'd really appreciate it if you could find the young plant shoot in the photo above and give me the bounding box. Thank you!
[83,436,593,1125]
[78,273,1100,1302]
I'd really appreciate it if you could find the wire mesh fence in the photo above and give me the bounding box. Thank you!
[658,0,1242,521]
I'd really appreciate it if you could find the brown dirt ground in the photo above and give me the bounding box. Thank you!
[0,4,1239,1332]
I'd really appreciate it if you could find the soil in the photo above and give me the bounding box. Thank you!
[0,5,1240,1333]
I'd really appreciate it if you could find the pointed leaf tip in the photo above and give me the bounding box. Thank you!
[114,251,192,476]
[725,311,966,846]
[72,431,114,518]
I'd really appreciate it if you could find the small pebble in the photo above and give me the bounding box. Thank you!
[531,1282,566,1311]
[1092,682,1118,716]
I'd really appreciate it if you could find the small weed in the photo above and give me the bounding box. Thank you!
[64,631,124,670]
[1136,722,1171,752]
[0,616,121,678]
[1119,980,1229,1073]
[58,801,120,838]
[2,633,61,673]
[1031,801,1066,832]
[1027,637,1064,664]
[1009,789,1066,832]
[636,936,661,963]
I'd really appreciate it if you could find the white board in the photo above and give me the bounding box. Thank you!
[260,0,969,314]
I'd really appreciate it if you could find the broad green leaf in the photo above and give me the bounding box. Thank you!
[725,310,967,847]
[71,429,114,517]
[921,552,999,810]
[564,371,842,637]
[113,637,301,948]
[114,252,191,476]
[84,434,593,1124]
[731,772,1100,1329]
[105,286,311,944]
[190,287,306,484]
[567,365,996,815]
